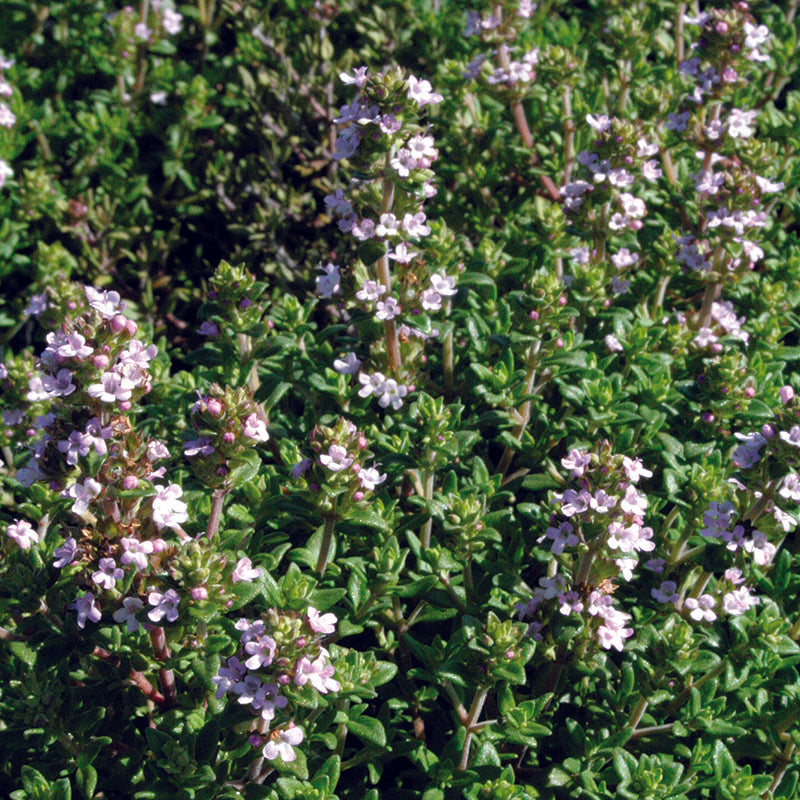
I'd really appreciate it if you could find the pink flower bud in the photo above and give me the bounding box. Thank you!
[207,399,223,416]
[762,424,775,439]
[123,475,139,490]
[151,538,168,553]
[780,386,795,404]
[110,314,128,333]
[191,586,208,601]
[555,338,564,349]
[558,296,567,306]
[93,354,110,370]
[744,386,755,398]
[126,320,138,337]
[295,637,306,648]
[353,491,365,502]
[530,310,539,320]
[223,431,235,443]
[710,343,723,354]
[119,401,132,411]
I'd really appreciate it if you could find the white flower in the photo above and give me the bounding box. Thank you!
[262,725,304,762]
[162,8,183,34]
[113,597,144,632]
[358,466,386,490]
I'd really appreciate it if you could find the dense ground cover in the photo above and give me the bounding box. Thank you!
[1,0,800,798]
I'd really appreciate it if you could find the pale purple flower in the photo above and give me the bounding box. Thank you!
[558,488,591,516]
[780,426,800,448]
[421,289,442,311]
[723,587,759,615]
[42,369,77,398]
[429,273,457,297]
[6,520,38,550]
[390,148,417,177]
[147,589,180,623]
[294,653,340,693]
[212,656,248,698]
[545,521,578,555]
[389,242,418,264]
[374,379,408,410]
[561,448,590,478]
[64,478,102,516]
[232,557,262,583]
[376,213,400,237]
[308,606,337,634]
[744,22,770,50]
[586,113,612,132]
[162,7,183,34]
[316,262,341,298]
[356,280,386,302]
[244,634,277,669]
[745,530,776,566]
[611,248,639,269]
[375,297,401,321]
[56,332,93,359]
[403,212,431,238]
[619,485,647,515]
[134,22,151,40]
[641,160,662,181]
[320,444,353,472]
[151,484,188,530]
[357,466,386,491]
[685,594,716,621]
[407,134,437,162]
[340,67,368,88]
[113,597,144,632]
[71,592,102,629]
[358,371,386,398]
[262,724,304,762]
[243,413,269,442]
[407,75,442,105]
[184,436,214,457]
[88,371,135,403]
[147,440,170,461]
[622,457,652,483]
[666,111,690,132]
[92,558,124,590]
[333,352,362,375]
[0,103,16,127]
[727,108,757,139]
[199,321,219,336]
[53,537,78,568]
[605,334,623,353]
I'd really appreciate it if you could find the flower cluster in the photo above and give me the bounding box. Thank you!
[212,606,340,762]
[184,384,270,488]
[295,417,386,506]
[517,444,656,651]
[0,51,16,188]
[324,66,456,410]
[668,8,781,302]
[561,116,661,299]
[1,284,195,630]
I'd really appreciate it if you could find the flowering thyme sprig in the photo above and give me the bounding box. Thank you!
[213,605,341,765]
[325,66,457,409]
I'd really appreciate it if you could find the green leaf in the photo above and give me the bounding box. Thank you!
[52,779,71,800]
[76,766,97,800]
[347,715,387,747]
